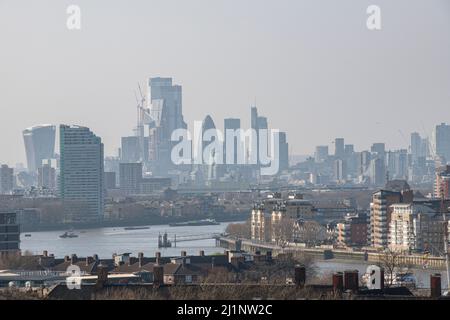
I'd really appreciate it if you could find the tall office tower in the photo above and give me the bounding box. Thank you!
[250,106,270,166]
[333,159,346,183]
[0,211,20,255]
[344,144,357,177]
[257,116,269,164]
[359,151,372,175]
[434,123,450,164]
[197,115,219,181]
[344,144,354,157]
[224,118,241,165]
[386,150,408,180]
[410,132,422,162]
[314,146,329,163]
[121,136,141,163]
[334,138,345,159]
[104,172,117,190]
[147,77,187,175]
[37,164,56,190]
[251,106,259,132]
[370,157,386,186]
[119,163,143,195]
[60,125,104,223]
[23,125,56,173]
[370,185,413,248]
[278,132,289,172]
[0,165,14,194]
[371,143,386,159]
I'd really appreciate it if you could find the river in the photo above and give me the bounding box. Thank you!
[20,222,231,259]
[20,223,448,289]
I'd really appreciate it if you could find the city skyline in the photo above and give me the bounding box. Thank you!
[1,0,450,166]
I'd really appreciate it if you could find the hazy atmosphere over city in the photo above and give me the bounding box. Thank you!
[1,0,450,165]
[2,0,450,307]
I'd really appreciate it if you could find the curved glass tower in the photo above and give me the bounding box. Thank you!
[23,125,56,172]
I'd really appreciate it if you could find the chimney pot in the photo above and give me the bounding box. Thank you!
[153,265,164,287]
[294,265,306,287]
[138,252,144,267]
[430,273,442,298]
[343,270,359,292]
[333,272,344,292]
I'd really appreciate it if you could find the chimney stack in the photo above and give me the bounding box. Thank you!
[333,272,344,292]
[96,266,108,289]
[430,274,442,298]
[43,250,48,257]
[294,265,306,287]
[266,251,272,262]
[64,255,70,263]
[199,250,205,257]
[181,251,187,257]
[86,256,94,266]
[344,270,359,292]
[93,254,99,261]
[155,251,161,265]
[70,254,78,264]
[138,252,144,267]
[153,265,164,287]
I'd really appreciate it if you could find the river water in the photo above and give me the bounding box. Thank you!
[20,222,448,289]
[21,222,230,259]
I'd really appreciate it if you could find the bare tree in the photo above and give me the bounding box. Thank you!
[377,248,410,287]
[295,221,327,246]
[272,218,296,248]
[225,220,251,239]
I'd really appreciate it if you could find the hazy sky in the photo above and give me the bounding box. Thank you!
[1,0,450,166]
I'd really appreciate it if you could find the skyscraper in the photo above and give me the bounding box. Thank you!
[434,123,450,164]
[314,146,329,163]
[119,162,143,195]
[37,163,56,190]
[147,77,187,175]
[410,132,422,162]
[59,125,104,223]
[278,132,289,172]
[334,138,345,159]
[371,143,386,160]
[224,118,241,165]
[121,136,141,163]
[0,165,14,194]
[23,125,56,172]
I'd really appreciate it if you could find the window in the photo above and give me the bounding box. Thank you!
[185,275,192,283]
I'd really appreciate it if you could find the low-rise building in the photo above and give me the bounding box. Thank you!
[336,214,368,247]
[389,202,450,255]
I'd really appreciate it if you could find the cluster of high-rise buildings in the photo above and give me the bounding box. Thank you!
[299,124,450,188]
[114,77,290,190]
[0,77,291,224]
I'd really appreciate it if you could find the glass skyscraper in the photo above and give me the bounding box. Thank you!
[22,124,56,172]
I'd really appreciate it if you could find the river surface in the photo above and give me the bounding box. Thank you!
[20,223,448,289]
[21,222,231,259]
